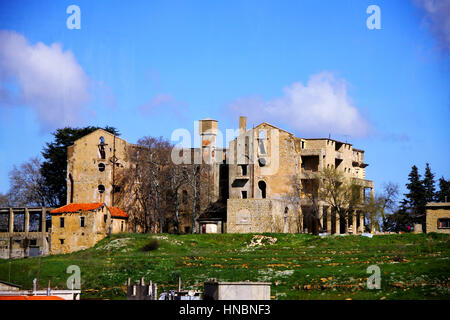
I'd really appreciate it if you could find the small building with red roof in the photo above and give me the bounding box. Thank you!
[50,203,128,254]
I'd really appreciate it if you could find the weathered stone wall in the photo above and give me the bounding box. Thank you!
[227,199,298,233]
[253,124,299,199]
[111,218,128,233]
[50,207,109,254]
[228,124,300,201]
[426,205,450,234]
[67,129,130,207]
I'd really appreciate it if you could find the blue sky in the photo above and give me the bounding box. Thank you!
[0,0,449,199]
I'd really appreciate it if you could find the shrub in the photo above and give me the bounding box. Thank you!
[141,239,159,252]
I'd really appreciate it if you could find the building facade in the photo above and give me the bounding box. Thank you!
[65,117,373,235]
[426,202,450,234]
[50,203,128,254]
[66,129,130,207]
[0,207,52,259]
[223,117,373,234]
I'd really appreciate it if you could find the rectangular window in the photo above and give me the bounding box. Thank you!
[59,217,64,228]
[104,215,107,223]
[121,221,124,232]
[242,190,248,199]
[241,165,247,176]
[60,239,64,244]
[80,216,85,227]
[438,218,450,229]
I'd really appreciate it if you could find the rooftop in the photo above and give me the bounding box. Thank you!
[50,203,128,219]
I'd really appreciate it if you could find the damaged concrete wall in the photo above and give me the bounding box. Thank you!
[0,208,51,259]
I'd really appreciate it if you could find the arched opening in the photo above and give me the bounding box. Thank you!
[182,190,188,204]
[98,184,105,194]
[98,163,105,172]
[258,180,266,199]
[99,137,106,159]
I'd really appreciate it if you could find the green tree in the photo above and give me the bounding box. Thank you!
[404,165,426,228]
[40,126,120,207]
[436,177,450,202]
[384,199,411,232]
[423,163,436,203]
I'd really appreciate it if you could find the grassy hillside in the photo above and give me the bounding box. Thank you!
[0,233,449,300]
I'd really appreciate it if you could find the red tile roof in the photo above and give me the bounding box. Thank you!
[50,203,128,219]
[0,295,65,300]
[108,206,128,219]
[50,203,104,214]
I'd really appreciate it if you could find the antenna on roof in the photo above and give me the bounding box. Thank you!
[328,133,331,139]
[344,134,350,143]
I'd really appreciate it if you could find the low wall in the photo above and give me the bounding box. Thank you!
[204,281,271,300]
[226,199,298,233]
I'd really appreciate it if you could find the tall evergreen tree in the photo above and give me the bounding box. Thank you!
[423,163,436,203]
[404,165,426,226]
[436,177,450,202]
[41,126,120,207]
[384,198,411,232]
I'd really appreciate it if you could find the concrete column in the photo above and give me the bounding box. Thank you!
[359,212,364,233]
[25,208,30,234]
[41,207,46,233]
[318,203,323,232]
[335,211,340,235]
[326,207,331,234]
[9,208,14,233]
[350,210,355,234]
[299,206,303,233]
[319,152,324,170]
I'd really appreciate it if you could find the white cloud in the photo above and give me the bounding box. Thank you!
[0,30,90,130]
[227,72,370,138]
[414,0,450,51]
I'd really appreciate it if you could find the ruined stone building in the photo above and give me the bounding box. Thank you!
[0,116,374,258]
[426,202,450,234]
[198,116,374,235]
[62,116,373,237]
[66,129,131,207]
[0,207,52,259]
[50,203,128,254]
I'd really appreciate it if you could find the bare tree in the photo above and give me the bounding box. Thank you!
[184,163,209,233]
[282,174,303,233]
[116,137,175,233]
[318,167,364,234]
[165,162,191,234]
[365,182,399,231]
[8,157,50,207]
[0,192,10,207]
[116,136,212,234]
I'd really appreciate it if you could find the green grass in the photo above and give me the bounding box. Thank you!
[0,233,449,300]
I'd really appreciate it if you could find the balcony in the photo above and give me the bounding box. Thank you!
[335,151,344,160]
